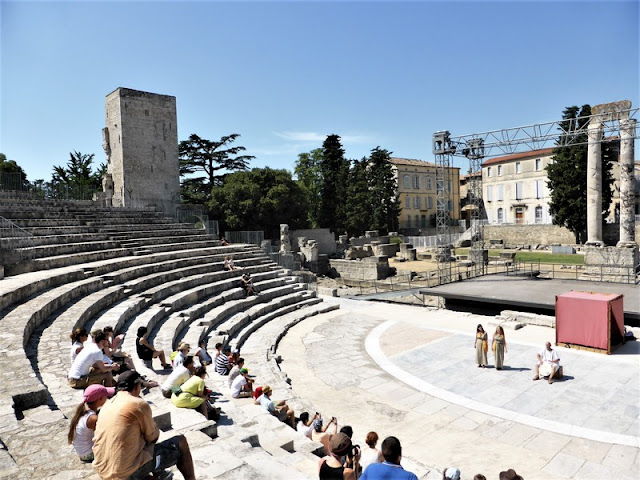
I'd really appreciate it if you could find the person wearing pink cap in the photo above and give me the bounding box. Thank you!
[67,384,115,462]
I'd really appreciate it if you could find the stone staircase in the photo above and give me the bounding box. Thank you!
[0,197,348,479]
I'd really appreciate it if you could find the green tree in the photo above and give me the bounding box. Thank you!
[179,133,254,205]
[294,148,323,228]
[318,135,349,233]
[51,151,104,199]
[546,105,615,243]
[344,158,372,236]
[368,147,401,233]
[0,153,29,190]
[209,168,309,239]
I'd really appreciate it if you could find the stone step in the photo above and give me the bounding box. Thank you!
[0,232,111,249]
[10,247,132,275]
[16,239,123,259]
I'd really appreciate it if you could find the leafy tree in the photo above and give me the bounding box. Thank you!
[318,135,350,233]
[51,151,105,199]
[0,153,29,190]
[209,168,309,239]
[344,158,372,236]
[368,147,401,233]
[179,133,254,205]
[547,105,615,243]
[294,148,323,228]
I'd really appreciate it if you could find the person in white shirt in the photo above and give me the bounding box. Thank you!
[296,412,316,439]
[68,330,119,389]
[533,342,561,384]
[228,358,246,387]
[161,355,196,398]
[230,369,253,398]
[360,431,383,472]
[173,343,190,368]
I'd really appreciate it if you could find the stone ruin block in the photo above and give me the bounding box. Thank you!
[365,230,379,238]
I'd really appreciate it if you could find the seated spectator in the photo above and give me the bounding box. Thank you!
[161,355,196,398]
[228,357,247,386]
[102,326,135,373]
[318,432,358,480]
[194,339,213,365]
[102,326,124,352]
[172,366,214,418]
[230,368,253,398]
[252,385,263,400]
[241,273,258,296]
[93,371,195,480]
[215,346,232,375]
[360,431,383,472]
[70,328,88,363]
[474,475,487,480]
[224,255,240,271]
[443,467,461,480]
[499,469,523,480]
[67,384,114,462]
[68,330,119,389]
[311,416,338,448]
[360,436,418,480]
[173,342,191,367]
[220,236,230,246]
[340,425,354,438]
[255,385,295,428]
[297,412,316,439]
[136,326,171,370]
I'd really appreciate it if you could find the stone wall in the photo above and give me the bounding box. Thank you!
[105,88,180,215]
[329,256,393,281]
[484,223,640,246]
[291,228,336,255]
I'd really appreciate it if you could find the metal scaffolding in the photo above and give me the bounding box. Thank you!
[433,104,639,285]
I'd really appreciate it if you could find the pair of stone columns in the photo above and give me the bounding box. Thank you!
[586,117,636,247]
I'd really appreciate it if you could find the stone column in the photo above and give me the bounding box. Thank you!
[617,118,637,246]
[586,120,604,246]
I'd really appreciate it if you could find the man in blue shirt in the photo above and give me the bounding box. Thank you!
[360,436,418,480]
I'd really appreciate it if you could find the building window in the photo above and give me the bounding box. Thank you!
[420,215,427,228]
[535,158,542,171]
[515,182,523,200]
[407,215,411,228]
[497,208,504,223]
[487,167,492,178]
[414,196,422,209]
[486,186,493,202]
[516,162,521,174]
[403,175,410,189]
[447,200,453,211]
[447,180,452,193]
[415,214,419,227]
[498,165,503,176]
[426,177,432,190]
[535,206,543,223]
[405,196,411,208]
[426,196,433,209]
[497,185,503,201]
[413,175,419,189]
[535,180,543,199]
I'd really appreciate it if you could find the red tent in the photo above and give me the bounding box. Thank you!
[555,291,624,354]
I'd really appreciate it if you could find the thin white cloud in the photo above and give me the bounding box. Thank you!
[273,131,374,144]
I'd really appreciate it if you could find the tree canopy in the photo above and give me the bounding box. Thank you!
[317,135,350,233]
[368,147,401,233]
[546,105,615,243]
[209,167,309,239]
[51,151,105,199]
[0,153,29,190]
[179,133,254,205]
[294,148,323,228]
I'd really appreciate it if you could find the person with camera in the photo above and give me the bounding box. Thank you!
[319,432,360,480]
[359,436,417,480]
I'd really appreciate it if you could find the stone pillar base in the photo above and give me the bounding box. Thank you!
[616,241,638,249]
[585,240,605,248]
[581,246,639,283]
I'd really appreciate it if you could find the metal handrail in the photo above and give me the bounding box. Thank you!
[0,216,35,261]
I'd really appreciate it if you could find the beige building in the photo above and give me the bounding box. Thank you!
[390,157,460,231]
[482,146,623,225]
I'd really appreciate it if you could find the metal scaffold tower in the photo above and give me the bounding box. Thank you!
[433,101,640,285]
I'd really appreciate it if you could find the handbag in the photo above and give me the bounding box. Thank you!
[492,340,496,353]
[482,339,488,353]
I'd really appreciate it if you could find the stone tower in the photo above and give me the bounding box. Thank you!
[103,87,180,215]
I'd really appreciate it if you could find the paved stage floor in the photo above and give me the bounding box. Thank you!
[278,297,640,480]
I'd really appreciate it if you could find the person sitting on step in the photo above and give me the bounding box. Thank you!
[230,368,254,398]
[70,327,89,364]
[161,355,196,398]
[68,330,119,389]
[241,273,258,296]
[194,339,213,365]
[255,385,295,428]
[214,345,232,375]
[68,384,115,462]
[136,326,171,370]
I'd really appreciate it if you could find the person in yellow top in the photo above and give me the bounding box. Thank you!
[172,365,209,417]
[92,370,195,480]
[474,324,488,368]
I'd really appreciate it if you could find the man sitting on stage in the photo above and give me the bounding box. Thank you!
[533,342,561,384]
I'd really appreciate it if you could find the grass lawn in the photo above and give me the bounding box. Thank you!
[455,248,585,265]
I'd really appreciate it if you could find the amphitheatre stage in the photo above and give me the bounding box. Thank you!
[278,297,640,480]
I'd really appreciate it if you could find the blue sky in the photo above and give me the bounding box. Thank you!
[1,0,638,181]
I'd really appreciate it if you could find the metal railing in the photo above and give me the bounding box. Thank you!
[175,205,219,237]
[405,233,463,248]
[0,216,35,262]
[225,231,265,246]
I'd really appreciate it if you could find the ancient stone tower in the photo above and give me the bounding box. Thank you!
[102,87,180,215]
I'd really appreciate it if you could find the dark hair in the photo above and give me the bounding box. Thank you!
[215,342,222,350]
[381,436,402,464]
[474,475,487,480]
[103,326,114,334]
[365,431,379,448]
[137,326,148,338]
[300,412,309,423]
[476,324,484,333]
[70,328,88,342]
[91,330,107,344]
[339,425,353,438]
[237,357,245,365]
[194,366,207,377]
[183,355,194,367]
